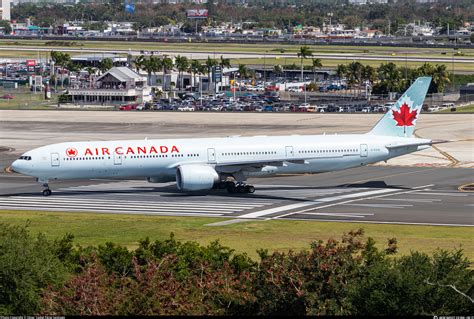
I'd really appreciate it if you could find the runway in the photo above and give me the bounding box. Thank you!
[1,166,472,227]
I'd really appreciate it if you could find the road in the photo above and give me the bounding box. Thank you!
[0,46,473,65]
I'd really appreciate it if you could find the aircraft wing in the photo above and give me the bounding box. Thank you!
[214,157,312,173]
[168,157,313,171]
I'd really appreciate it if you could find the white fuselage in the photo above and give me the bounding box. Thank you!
[11,134,430,183]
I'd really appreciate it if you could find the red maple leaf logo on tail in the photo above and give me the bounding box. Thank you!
[66,148,78,157]
[392,103,417,127]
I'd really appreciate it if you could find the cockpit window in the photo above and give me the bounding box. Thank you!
[18,156,32,161]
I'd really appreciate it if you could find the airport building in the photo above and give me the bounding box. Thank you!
[66,67,152,105]
[0,0,10,21]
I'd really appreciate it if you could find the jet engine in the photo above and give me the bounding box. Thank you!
[176,164,219,191]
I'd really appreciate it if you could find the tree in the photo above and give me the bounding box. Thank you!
[85,66,96,88]
[50,50,71,89]
[133,55,145,73]
[238,64,249,89]
[0,20,12,34]
[417,63,451,93]
[311,58,322,83]
[161,56,174,92]
[297,45,313,81]
[175,55,189,90]
[336,64,347,79]
[205,57,218,94]
[219,55,231,70]
[273,64,284,77]
[0,223,66,315]
[376,62,403,94]
[142,58,155,86]
[189,59,202,90]
[362,65,377,84]
[98,58,113,74]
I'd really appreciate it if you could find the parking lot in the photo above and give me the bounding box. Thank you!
[122,90,396,113]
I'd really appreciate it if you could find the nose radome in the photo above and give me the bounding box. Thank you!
[10,160,22,174]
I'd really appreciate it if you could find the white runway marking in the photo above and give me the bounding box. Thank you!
[417,192,467,197]
[239,188,401,219]
[379,198,441,203]
[299,212,374,218]
[342,203,413,209]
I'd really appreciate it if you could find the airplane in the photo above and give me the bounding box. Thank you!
[11,77,434,197]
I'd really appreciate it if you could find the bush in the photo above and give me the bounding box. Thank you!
[1,224,472,315]
[0,223,66,315]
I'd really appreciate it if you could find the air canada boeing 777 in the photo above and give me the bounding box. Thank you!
[12,77,434,196]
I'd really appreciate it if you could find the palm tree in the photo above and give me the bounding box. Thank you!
[133,55,145,73]
[346,61,364,92]
[336,64,347,79]
[190,59,201,91]
[378,62,403,94]
[431,64,450,93]
[98,58,113,75]
[174,55,189,90]
[417,63,450,93]
[297,45,313,81]
[51,50,71,89]
[85,66,96,88]
[65,62,81,88]
[311,57,322,83]
[205,56,218,94]
[161,56,174,92]
[196,62,206,106]
[219,55,231,69]
[273,64,283,77]
[362,65,377,84]
[142,58,155,86]
[149,55,162,87]
[238,64,249,90]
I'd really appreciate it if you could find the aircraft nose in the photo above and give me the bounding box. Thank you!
[10,160,22,174]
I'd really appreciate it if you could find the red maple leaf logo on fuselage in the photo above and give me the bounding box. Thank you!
[392,103,417,127]
[66,148,78,157]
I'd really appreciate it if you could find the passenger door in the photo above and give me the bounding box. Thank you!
[207,148,216,163]
[360,144,368,157]
[285,146,294,158]
[114,153,123,165]
[51,153,60,167]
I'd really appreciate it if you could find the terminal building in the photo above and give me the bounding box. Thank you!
[66,67,152,105]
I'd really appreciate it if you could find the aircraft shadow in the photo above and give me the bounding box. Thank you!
[2,180,409,202]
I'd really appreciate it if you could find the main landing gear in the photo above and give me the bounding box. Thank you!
[42,183,52,196]
[225,181,255,194]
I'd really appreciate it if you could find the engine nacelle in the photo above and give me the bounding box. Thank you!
[176,165,219,191]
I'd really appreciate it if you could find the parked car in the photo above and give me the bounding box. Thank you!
[178,105,195,111]
[1,94,14,99]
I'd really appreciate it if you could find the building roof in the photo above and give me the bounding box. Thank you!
[97,67,142,82]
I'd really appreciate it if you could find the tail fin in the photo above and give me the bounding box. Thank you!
[369,77,431,137]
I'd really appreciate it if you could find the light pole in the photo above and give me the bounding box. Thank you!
[452,48,455,91]
[263,51,266,88]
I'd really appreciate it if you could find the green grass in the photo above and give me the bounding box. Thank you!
[0,87,57,109]
[229,57,474,73]
[0,210,472,260]
[2,39,474,55]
